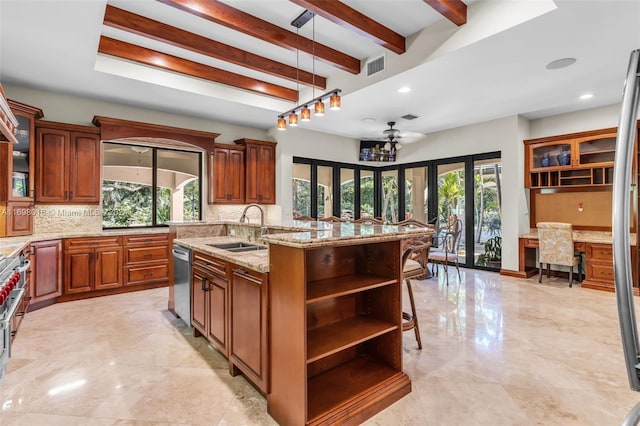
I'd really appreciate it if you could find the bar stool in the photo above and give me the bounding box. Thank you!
[401,241,430,350]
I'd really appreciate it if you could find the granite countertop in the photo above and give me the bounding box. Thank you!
[520,229,637,245]
[0,228,170,258]
[173,236,269,273]
[169,219,334,231]
[261,222,433,248]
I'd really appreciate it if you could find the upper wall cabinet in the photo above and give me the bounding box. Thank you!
[209,143,245,204]
[0,100,43,237]
[235,138,276,205]
[524,128,627,189]
[5,100,43,201]
[36,121,101,204]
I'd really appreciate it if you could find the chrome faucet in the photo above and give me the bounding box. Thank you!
[239,203,265,227]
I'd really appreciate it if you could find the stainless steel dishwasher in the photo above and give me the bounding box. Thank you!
[172,244,191,327]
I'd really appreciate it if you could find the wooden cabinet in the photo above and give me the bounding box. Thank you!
[235,138,276,204]
[524,128,625,188]
[35,121,101,204]
[268,240,410,426]
[209,144,245,204]
[0,101,42,236]
[123,234,169,287]
[3,201,34,237]
[191,251,229,356]
[582,242,638,292]
[30,240,62,305]
[63,237,122,294]
[229,265,268,393]
[4,100,42,201]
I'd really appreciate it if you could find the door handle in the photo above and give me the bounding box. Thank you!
[201,277,208,292]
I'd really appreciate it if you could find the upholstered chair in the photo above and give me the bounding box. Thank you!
[536,222,582,287]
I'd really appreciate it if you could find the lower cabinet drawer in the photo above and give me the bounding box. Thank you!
[126,246,169,263]
[585,261,614,283]
[125,263,169,286]
[586,243,613,261]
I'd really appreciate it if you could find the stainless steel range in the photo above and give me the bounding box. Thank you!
[0,253,30,385]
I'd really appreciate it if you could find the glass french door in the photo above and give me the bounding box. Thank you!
[292,163,311,218]
[473,159,502,269]
[404,165,429,223]
[436,162,465,264]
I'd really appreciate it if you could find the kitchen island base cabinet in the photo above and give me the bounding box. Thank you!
[191,251,228,357]
[230,266,268,393]
[268,241,410,426]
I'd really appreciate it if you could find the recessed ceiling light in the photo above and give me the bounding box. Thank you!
[579,93,594,100]
[361,117,376,124]
[397,86,411,93]
[546,58,576,70]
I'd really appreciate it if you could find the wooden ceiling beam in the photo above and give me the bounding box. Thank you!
[157,0,361,74]
[290,0,405,55]
[103,5,325,90]
[423,0,467,26]
[98,36,299,102]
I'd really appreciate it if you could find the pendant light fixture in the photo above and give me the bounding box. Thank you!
[276,10,341,130]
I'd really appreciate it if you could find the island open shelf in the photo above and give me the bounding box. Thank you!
[268,238,411,425]
[306,273,396,303]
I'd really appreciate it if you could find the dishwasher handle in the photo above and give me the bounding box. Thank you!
[172,247,191,262]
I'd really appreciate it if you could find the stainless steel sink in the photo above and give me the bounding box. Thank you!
[207,242,267,252]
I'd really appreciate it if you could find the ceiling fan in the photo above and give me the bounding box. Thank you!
[363,121,424,151]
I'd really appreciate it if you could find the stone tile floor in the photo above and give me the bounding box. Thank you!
[1,268,639,425]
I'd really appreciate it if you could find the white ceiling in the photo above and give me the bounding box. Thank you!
[1,0,639,143]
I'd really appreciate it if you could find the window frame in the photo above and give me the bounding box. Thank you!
[102,142,203,229]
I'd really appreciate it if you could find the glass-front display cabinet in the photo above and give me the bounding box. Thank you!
[8,100,43,200]
[524,128,622,189]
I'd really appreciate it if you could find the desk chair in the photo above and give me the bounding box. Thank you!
[537,222,582,287]
[401,242,431,350]
[428,218,462,285]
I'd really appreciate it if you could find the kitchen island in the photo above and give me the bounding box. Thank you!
[174,222,432,425]
[263,223,431,426]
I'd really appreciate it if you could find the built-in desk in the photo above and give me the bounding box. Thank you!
[518,230,638,293]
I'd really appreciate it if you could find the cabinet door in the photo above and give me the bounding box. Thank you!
[191,268,208,335]
[227,149,245,203]
[10,110,35,201]
[31,240,62,304]
[575,132,617,167]
[208,275,228,356]
[231,268,266,386]
[245,143,275,204]
[64,248,93,294]
[68,132,100,203]
[36,127,68,202]
[212,148,230,203]
[6,201,33,236]
[95,247,122,290]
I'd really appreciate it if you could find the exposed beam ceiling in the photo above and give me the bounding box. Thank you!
[157,0,361,74]
[103,5,326,90]
[423,0,467,26]
[289,0,406,54]
[98,36,299,101]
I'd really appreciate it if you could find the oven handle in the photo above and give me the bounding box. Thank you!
[0,288,25,329]
[14,260,31,274]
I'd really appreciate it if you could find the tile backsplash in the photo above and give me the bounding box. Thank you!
[34,205,102,234]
